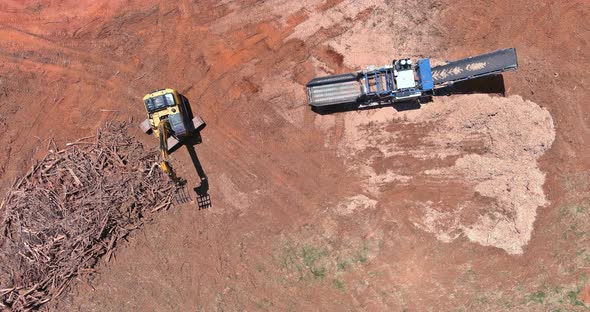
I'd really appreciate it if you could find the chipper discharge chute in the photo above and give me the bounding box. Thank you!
[306,48,518,110]
[139,88,205,203]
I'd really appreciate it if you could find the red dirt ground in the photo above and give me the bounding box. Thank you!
[0,0,589,311]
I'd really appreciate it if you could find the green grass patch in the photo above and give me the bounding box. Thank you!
[352,244,369,264]
[527,291,546,304]
[566,289,586,307]
[301,245,326,267]
[277,239,377,287]
[336,257,348,272]
[575,204,588,214]
[310,266,327,279]
[301,245,328,279]
[333,278,345,291]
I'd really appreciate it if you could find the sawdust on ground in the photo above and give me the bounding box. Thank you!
[332,94,555,254]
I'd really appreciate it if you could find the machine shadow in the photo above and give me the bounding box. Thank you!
[169,94,211,210]
[184,137,211,210]
[434,74,506,96]
[312,98,428,115]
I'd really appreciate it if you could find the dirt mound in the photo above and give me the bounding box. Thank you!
[0,123,172,311]
[337,94,555,254]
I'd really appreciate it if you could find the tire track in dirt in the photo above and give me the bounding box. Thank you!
[0,27,135,73]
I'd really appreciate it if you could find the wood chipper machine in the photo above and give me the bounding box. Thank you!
[306,48,519,111]
[139,88,205,202]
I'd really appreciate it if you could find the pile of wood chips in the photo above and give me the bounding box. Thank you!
[0,122,173,311]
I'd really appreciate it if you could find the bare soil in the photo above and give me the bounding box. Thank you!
[0,0,589,311]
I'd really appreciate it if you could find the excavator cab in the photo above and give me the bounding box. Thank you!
[143,89,190,140]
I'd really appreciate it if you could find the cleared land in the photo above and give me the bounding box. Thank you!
[0,0,588,311]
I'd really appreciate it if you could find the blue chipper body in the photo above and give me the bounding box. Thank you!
[306,48,517,109]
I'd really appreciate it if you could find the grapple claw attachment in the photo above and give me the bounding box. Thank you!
[173,184,191,204]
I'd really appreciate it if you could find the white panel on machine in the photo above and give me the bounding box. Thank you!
[396,70,416,89]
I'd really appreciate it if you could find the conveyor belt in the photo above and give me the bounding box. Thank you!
[431,48,518,85]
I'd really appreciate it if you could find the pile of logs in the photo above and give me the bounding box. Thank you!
[0,122,173,311]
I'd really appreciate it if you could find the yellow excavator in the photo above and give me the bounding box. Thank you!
[139,88,204,189]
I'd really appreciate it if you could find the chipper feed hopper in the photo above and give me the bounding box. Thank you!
[306,48,518,110]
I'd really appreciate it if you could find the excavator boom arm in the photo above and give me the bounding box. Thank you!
[157,120,182,185]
